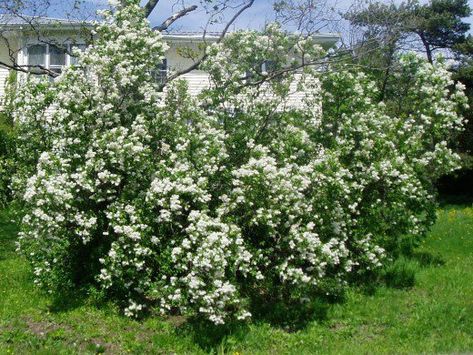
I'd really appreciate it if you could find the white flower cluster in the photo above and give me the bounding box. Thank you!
[13,1,467,324]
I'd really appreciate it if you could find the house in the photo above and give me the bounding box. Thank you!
[0,14,340,106]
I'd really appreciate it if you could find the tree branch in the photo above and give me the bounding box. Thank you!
[0,61,59,76]
[235,50,351,90]
[153,5,198,32]
[143,0,161,18]
[218,0,255,43]
[162,0,255,86]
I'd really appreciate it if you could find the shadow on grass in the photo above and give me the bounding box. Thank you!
[172,283,348,351]
[380,248,445,290]
[350,246,446,296]
[0,209,19,261]
[410,250,445,267]
[254,299,330,331]
[175,319,251,352]
[47,286,111,314]
[44,284,336,351]
[438,193,473,209]
[48,291,90,313]
[174,297,332,351]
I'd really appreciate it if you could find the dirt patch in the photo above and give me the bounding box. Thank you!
[329,322,348,332]
[0,322,15,333]
[85,337,121,354]
[22,316,121,354]
[166,315,187,328]
[22,316,62,337]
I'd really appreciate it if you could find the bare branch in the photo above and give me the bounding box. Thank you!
[274,0,341,36]
[0,60,59,76]
[163,0,255,86]
[143,0,161,18]
[235,51,349,90]
[218,0,255,43]
[153,5,198,32]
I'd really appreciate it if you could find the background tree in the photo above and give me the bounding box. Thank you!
[343,1,412,99]
[345,0,472,64]
[272,0,341,34]
[344,0,471,96]
[412,0,471,63]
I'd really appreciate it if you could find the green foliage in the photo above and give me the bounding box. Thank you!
[2,70,17,121]
[0,70,20,208]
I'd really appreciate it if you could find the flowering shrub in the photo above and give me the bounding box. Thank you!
[13,1,467,324]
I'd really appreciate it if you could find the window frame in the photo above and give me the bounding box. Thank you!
[25,42,86,75]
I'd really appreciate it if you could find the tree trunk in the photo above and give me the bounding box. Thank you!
[380,42,397,101]
[419,32,433,64]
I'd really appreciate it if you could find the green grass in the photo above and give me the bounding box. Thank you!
[1,205,473,354]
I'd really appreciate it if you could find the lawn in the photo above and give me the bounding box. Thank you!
[1,204,473,354]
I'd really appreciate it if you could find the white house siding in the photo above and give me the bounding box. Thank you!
[164,39,213,96]
[286,73,306,109]
[0,31,338,110]
[0,38,18,103]
[180,71,211,96]
[0,67,9,100]
[164,37,214,72]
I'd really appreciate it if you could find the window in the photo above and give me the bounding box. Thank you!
[27,44,46,68]
[153,58,168,84]
[25,43,86,76]
[262,60,277,74]
[49,45,66,75]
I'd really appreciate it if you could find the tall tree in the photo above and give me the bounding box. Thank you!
[411,0,471,63]
[345,0,472,63]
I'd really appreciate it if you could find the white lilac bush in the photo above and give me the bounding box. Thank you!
[13,1,467,324]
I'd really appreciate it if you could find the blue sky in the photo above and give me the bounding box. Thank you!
[146,0,349,33]
[148,0,279,32]
[146,0,473,34]
[45,0,473,35]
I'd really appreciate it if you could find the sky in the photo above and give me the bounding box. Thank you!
[146,0,473,35]
[146,0,349,33]
[40,0,473,35]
